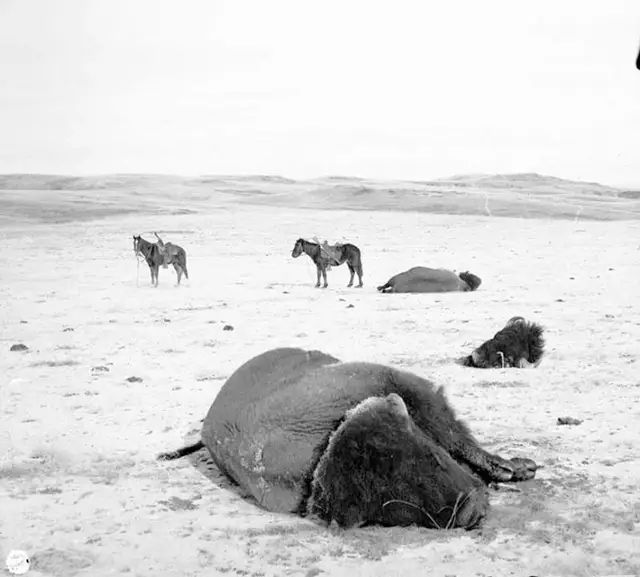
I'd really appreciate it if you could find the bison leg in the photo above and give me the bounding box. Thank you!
[157,440,205,461]
[455,443,538,484]
[395,379,538,483]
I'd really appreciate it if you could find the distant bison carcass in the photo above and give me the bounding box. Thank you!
[158,347,537,530]
[377,267,481,293]
[461,317,545,369]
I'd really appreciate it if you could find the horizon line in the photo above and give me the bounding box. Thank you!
[0,171,637,190]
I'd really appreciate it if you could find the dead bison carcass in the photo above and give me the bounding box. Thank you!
[158,347,537,530]
[461,316,545,369]
[377,267,481,293]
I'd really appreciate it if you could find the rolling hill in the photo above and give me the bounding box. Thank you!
[0,172,639,224]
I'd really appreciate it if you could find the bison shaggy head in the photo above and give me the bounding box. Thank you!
[306,393,489,530]
[458,271,482,292]
[461,316,545,369]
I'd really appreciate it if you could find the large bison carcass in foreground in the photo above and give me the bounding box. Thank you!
[158,347,538,530]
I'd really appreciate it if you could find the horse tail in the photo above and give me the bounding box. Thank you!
[178,250,188,279]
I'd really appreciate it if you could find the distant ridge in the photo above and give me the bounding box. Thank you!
[0,171,631,194]
[436,172,622,191]
[1,171,639,224]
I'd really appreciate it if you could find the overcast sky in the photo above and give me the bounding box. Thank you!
[1,0,639,186]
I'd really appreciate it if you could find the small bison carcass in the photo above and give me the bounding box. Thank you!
[461,317,545,369]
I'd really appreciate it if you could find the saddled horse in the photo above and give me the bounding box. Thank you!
[133,233,189,287]
[291,238,364,289]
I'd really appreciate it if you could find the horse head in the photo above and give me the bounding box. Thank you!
[291,238,305,258]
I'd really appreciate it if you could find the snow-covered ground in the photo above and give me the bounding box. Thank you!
[1,186,639,576]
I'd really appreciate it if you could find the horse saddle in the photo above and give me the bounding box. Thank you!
[159,243,180,268]
[320,241,342,267]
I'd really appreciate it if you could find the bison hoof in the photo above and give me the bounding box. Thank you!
[488,456,517,482]
[157,451,175,461]
[508,457,539,481]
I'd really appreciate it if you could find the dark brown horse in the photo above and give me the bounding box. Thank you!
[133,233,189,287]
[291,238,363,289]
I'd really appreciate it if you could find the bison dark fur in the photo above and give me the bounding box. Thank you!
[158,348,538,530]
[158,348,537,529]
[461,316,545,369]
[458,271,482,292]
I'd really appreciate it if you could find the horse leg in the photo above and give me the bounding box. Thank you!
[173,263,182,286]
[322,267,328,289]
[347,263,355,288]
[315,265,321,288]
[356,262,364,288]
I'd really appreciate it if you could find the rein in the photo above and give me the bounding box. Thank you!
[135,251,145,287]
[133,247,147,287]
